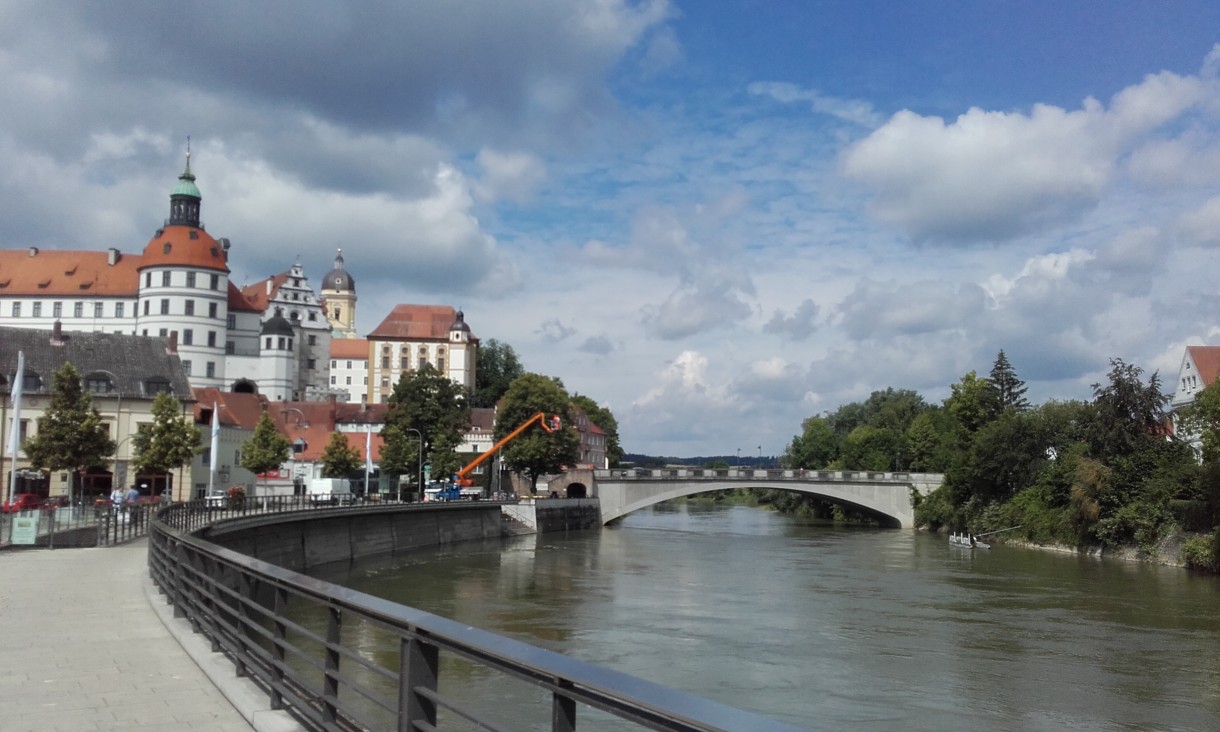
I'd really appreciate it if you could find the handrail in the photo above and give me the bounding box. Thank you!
[148,501,802,731]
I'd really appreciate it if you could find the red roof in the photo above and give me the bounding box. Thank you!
[192,388,269,430]
[241,273,288,312]
[0,248,141,297]
[330,338,370,359]
[139,225,229,273]
[1188,346,1220,388]
[368,304,459,340]
[226,281,260,312]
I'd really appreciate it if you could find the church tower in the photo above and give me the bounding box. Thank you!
[321,249,358,338]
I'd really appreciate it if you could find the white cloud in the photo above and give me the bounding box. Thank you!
[841,71,1204,242]
[474,149,547,203]
[748,81,882,127]
[763,298,819,341]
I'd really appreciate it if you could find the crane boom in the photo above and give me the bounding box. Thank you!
[455,412,561,486]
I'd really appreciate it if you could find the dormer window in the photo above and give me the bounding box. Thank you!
[143,378,172,396]
[163,243,172,254]
[85,373,115,394]
[22,372,42,392]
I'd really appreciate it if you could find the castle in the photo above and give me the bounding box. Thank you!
[0,154,477,401]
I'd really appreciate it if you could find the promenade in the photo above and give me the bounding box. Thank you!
[0,540,295,731]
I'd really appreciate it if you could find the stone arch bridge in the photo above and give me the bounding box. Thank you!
[583,468,944,529]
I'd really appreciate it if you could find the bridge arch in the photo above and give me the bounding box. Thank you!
[592,469,942,529]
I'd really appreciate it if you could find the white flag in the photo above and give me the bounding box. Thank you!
[7,351,23,460]
[207,401,220,496]
[365,427,373,472]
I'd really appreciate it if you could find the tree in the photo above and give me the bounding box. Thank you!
[571,394,623,467]
[783,416,839,469]
[319,430,362,478]
[990,350,1030,411]
[471,338,525,409]
[1176,380,1220,464]
[839,425,900,471]
[240,412,291,496]
[131,391,201,500]
[22,363,116,503]
[1088,358,1168,459]
[381,365,469,484]
[945,371,1001,435]
[496,373,580,493]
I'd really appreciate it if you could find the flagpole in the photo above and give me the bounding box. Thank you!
[208,401,220,498]
[364,425,372,496]
[7,351,25,508]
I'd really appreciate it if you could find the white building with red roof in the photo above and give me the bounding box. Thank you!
[1170,345,1220,458]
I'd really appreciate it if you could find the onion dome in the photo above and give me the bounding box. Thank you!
[450,310,471,333]
[323,249,355,292]
[260,313,295,337]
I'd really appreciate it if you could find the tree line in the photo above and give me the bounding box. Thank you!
[774,351,1220,570]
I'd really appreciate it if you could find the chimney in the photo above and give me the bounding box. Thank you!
[107,248,119,266]
[266,280,272,296]
[50,319,64,346]
[167,330,178,354]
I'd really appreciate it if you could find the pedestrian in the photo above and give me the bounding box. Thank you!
[109,485,124,513]
[126,484,140,505]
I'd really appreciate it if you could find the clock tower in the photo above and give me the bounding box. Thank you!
[321,249,358,338]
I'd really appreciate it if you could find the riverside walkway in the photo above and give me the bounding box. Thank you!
[0,540,295,731]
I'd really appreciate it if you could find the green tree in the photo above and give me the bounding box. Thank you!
[22,363,116,503]
[1176,380,1220,464]
[239,412,291,496]
[989,350,1030,411]
[571,393,623,467]
[319,430,362,478]
[1087,358,1168,459]
[131,391,202,499]
[471,338,525,409]
[839,425,900,471]
[946,371,1001,435]
[783,416,839,469]
[381,365,469,484]
[496,373,580,493]
[905,410,954,472]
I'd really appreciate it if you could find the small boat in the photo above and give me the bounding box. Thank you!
[949,532,990,550]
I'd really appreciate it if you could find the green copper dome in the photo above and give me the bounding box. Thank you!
[171,157,201,199]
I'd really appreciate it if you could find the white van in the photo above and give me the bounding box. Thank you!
[308,478,353,504]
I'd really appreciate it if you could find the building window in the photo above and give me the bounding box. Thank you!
[186,272,196,287]
[308,334,317,346]
[32,302,40,317]
[11,302,20,317]
[159,328,168,337]
[207,331,216,347]
[362,376,368,385]
[437,356,445,372]
[182,329,193,345]
[85,375,113,394]
[345,376,352,385]
[142,301,149,315]
[115,302,124,318]
[162,271,171,287]
[184,300,195,316]
[210,274,219,290]
[208,302,218,319]
[206,361,216,378]
[53,302,62,317]
[307,358,316,370]
[346,360,352,369]
[401,356,409,369]
[227,314,236,329]
[93,302,103,318]
[380,377,389,388]
[381,357,389,368]
[145,273,152,287]
[160,299,169,315]
[308,312,317,322]
[330,375,336,385]
[225,341,234,354]
[182,360,192,375]
[73,302,83,317]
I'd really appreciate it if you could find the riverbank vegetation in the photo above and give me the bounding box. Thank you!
[776,351,1220,571]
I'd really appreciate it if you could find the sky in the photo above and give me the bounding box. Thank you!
[3,1,1220,458]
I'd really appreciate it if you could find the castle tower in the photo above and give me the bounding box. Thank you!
[136,150,230,388]
[257,311,296,401]
[321,249,358,338]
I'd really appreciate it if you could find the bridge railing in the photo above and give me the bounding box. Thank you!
[148,502,801,732]
[594,468,935,483]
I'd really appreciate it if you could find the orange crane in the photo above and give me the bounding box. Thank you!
[455,412,562,487]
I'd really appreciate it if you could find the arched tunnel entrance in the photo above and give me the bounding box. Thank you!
[564,483,588,498]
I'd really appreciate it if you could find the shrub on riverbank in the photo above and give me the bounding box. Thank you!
[1182,529,1220,572]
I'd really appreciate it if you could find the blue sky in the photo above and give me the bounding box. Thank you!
[2,1,1220,457]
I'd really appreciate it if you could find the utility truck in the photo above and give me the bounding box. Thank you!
[308,478,353,505]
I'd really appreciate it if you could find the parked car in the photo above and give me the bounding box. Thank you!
[2,493,43,513]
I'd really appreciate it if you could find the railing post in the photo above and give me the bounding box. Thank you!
[271,586,288,710]
[323,606,342,724]
[552,683,577,732]
[399,634,438,731]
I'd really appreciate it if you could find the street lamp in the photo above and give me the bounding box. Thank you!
[403,427,423,502]
[735,447,740,469]
[758,445,762,468]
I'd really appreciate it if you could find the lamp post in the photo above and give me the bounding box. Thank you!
[403,427,423,503]
[279,407,308,498]
[735,447,740,470]
[757,445,762,468]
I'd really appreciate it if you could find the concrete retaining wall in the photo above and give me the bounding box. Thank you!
[201,503,504,571]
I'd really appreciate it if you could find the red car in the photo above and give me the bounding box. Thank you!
[2,493,43,513]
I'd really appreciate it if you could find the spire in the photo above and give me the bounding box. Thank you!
[168,139,202,228]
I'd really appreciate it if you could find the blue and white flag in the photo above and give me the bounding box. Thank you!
[7,351,23,460]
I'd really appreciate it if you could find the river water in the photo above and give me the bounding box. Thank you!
[317,503,1220,731]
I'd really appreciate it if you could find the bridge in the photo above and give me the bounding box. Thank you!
[589,468,944,528]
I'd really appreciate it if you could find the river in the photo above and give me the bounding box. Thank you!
[316,503,1220,730]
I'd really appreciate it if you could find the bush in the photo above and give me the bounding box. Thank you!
[226,485,246,510]
[1181,529,1220,572]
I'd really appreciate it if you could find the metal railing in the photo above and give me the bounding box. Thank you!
[148,501,802,732]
